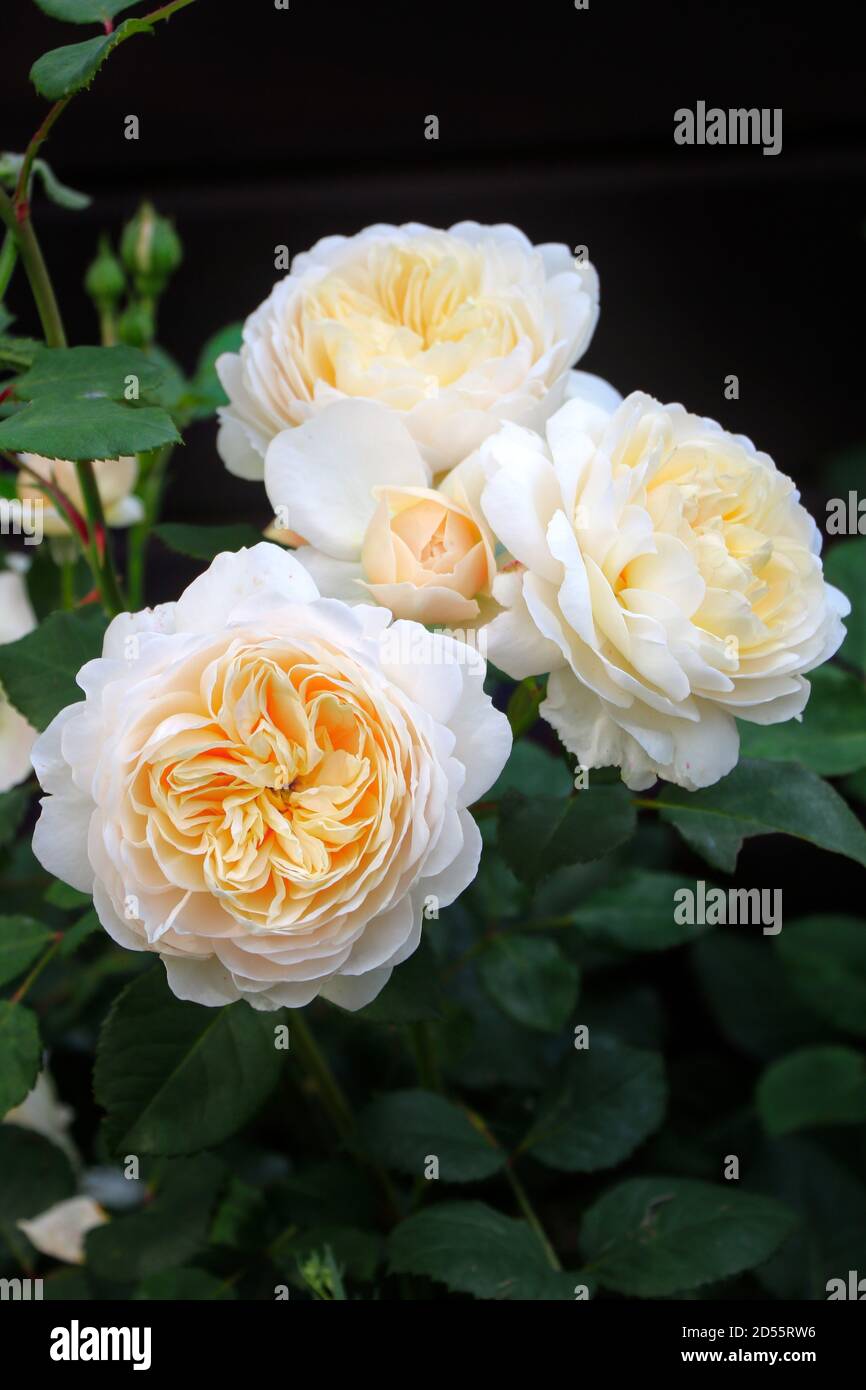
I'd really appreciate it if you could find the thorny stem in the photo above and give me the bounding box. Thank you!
[0,0,198,619]
[11,935,62,1005]
[0,195,122,612]
[1,170,125,616]
[470,1108,561,1272]
[290,1011,403,1223]
[0,186,65,347]
[0,231,17,300]
[289,1012,355,1142]
[12,0,198,217]
[407,1020,442,1092]
[11,1,198,210]
[127,443,173,608]
[13,98,72,211]
[60,558,75,610]
[503,1163,562,1272]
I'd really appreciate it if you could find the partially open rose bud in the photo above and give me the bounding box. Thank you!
[361,486,495,623]
[266,399,496,624]
[17,454,144,537]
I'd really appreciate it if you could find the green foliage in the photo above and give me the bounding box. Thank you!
[748,1138,866,1300]
[355,935,443,1023]
[488,737,573,800]
[0,1127,76,1265]
[0,1000,41,1112]
[738,666,866,774]
[522,1038,666,1172]
[94,966,284,1155]
[186,322,242,419]
[478,933,579,1032]
[757,1046,866,1135]
[569,868,713,951]
[30,18,154,101]
[0,333,41,372]
[0,607,106,730]
[824,539,866,674]
[0,915,55,987]
[278,1227,381,1289]
[33,0,144,21]
[499,783,636,885]
[657,758,866,872]
[693,932,833,1061]
[389,1201,578,1299]
[133,1268,233,1300]
[0,787,31,851]
[44,880,91,910]
[579,1177,797,1296]
[155,522,265,562]
[0,344,181,459]
[86,1155,226,1281]
[0,152,90,210]
[358,1089,505,1182]
[505,676,544,738]
[774,916,866,1038]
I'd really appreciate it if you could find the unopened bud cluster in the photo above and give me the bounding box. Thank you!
[83,202,182,349]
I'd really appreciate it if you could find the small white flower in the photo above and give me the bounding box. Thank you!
[217,221,598,482]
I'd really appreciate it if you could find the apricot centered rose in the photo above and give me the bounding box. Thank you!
[30,545,510,1009]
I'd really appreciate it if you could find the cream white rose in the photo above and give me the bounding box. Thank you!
[217,221,599,482]
[265,400,496,624]
[30,544,510,1010]
[0,568,37,792]
[17,453,144,536]
[480,388,849,790]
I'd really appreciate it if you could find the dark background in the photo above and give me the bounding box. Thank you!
[2,0,865,918]
[4,0,865,534]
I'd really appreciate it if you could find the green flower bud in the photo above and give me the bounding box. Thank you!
[84,236,125,308]
[120,201,182,296]
[117,299,155,348]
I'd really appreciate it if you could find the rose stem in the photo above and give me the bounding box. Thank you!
[289,1011,356,1141]
[0,185,126,617]
[407,1020,442,1092]
[503,1163,563,1272]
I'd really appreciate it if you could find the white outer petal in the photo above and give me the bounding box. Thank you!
[174,543,319,632]
[18,1197,107,1266]
[264,400,429,559]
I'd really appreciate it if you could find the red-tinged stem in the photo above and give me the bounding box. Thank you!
[13,99,71,212]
